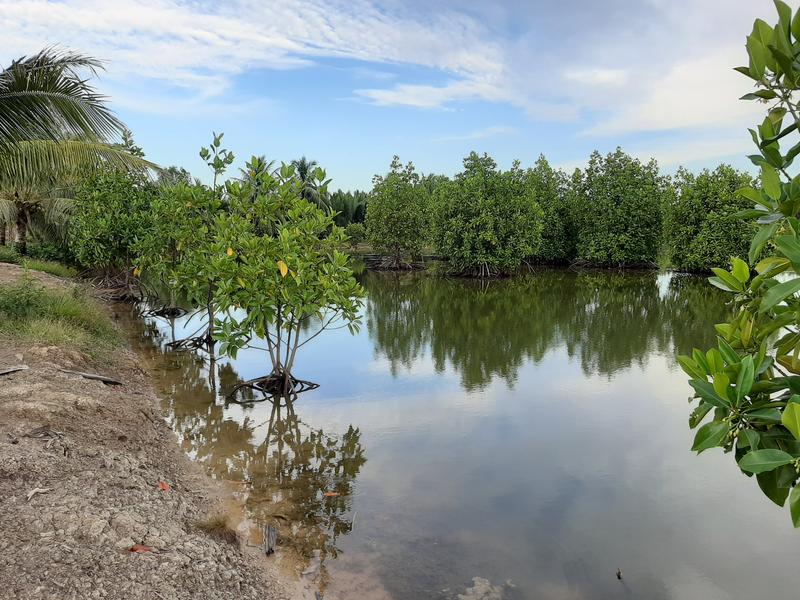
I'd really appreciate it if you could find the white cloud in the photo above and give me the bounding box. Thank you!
[583,49,763,136]
[0,0,784,145]
[431,125,517,143]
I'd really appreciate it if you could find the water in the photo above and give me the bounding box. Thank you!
[123,269,800,599]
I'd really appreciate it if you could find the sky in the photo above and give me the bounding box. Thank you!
[0,0,788,190]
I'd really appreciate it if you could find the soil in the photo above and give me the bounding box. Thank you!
[0,263,299,600]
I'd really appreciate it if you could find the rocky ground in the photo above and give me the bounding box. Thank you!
[0,263,296,600]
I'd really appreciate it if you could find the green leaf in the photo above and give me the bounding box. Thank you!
[710,268,743,291]
[689,402,714,429]
[692,421,729,453]
[790,486,800,527]
[757,469,790,506]
[743,429,761,450]
[689,379,731,409]
[717,337,741,364]
[677,355,706,379]
[749,223,779,264]
[747,407,783,423]
[742,89,778,101]
[782,402,800,439]
[739,449,795,474]
[762,164,783,200]
[731,257,750,283]
[736,356,755,401]
[760,277,800,312]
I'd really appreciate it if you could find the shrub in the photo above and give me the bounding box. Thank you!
[663,165,755,272]
[572,148,665,267]
[26,243,73,263]
[432,152,544,276]
[344,222,366,247]
[365,157,428,268]
[0,245,20,264]
[526,155,574,263]
[68,170,157,274]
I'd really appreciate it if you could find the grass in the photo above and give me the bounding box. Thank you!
[20,258,77,278]
[0,245,77,278]
[0,276,119,354]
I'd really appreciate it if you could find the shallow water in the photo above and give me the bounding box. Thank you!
[124,269,800,600]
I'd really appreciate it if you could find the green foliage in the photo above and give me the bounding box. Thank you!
[525,155,574,263]
[136,133,233,342]
[664,166,756,272]
[365,156,429,268]
[0,276,118,352]
[344,222,366,246]
[682,2,800,527]
[68,170,156,272]
[20,259,76,278]
[330,189,368,226]
[210,156,364,378]
[572,148,665,267]
[432,152,543,276]
[0,244,19,263]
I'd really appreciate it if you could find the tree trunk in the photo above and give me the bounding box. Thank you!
[15,204,28,256]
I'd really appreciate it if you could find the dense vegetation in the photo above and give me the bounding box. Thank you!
[364,157,428,268]
[664,166,756,272]
[679,1,800,527]
[433,153,543,276]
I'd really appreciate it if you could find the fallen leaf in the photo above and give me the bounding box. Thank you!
[323,492,340,497]
[128,544,152,553]
[226,247,235,257]
[157,481,171,491]
[132,267,141,277]
[277,260,288,277]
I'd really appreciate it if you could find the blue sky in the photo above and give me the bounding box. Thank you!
[0,0,784,190]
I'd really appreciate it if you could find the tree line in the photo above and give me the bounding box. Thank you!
[360,150,755,275]
[0,48,755,278]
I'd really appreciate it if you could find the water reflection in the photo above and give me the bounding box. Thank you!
[125,311,366,586]
[366,270,726,388]
[121,269,761,600]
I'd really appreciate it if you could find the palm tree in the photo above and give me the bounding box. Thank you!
[0,48,156,253]
[290,156,331,209]
[0,140,155,253]
[0,48,122,148]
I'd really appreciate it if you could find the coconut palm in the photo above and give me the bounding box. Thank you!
[0,139,155,254]
[290,156,331,209]
[0,48,156,253]
[0,47,122,148]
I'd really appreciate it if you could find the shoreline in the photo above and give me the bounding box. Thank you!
[0,262,300,600]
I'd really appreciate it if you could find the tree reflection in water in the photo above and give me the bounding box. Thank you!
[123,307,366,583]
[365,269,729,388]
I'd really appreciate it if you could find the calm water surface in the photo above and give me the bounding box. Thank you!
[125,270,800,600]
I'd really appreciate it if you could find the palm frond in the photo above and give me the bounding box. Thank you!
[0,139,158,187]
[0,47,122,146]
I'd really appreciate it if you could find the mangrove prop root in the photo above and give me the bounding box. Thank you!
[144,306,188,318]
[227,374,319,404]
[165,334,214,351]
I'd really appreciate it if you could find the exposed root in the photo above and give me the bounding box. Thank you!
[143,306,188,319]
[227,373,319,404]
[165,335,214,351]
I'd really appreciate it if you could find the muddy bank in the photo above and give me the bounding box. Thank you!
[0,264,296,600]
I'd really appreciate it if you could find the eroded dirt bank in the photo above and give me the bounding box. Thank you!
[0,263,295,600]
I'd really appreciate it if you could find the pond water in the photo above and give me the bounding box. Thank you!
[124,269,800,600]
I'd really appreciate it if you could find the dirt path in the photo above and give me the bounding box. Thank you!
[0,263,297,600]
